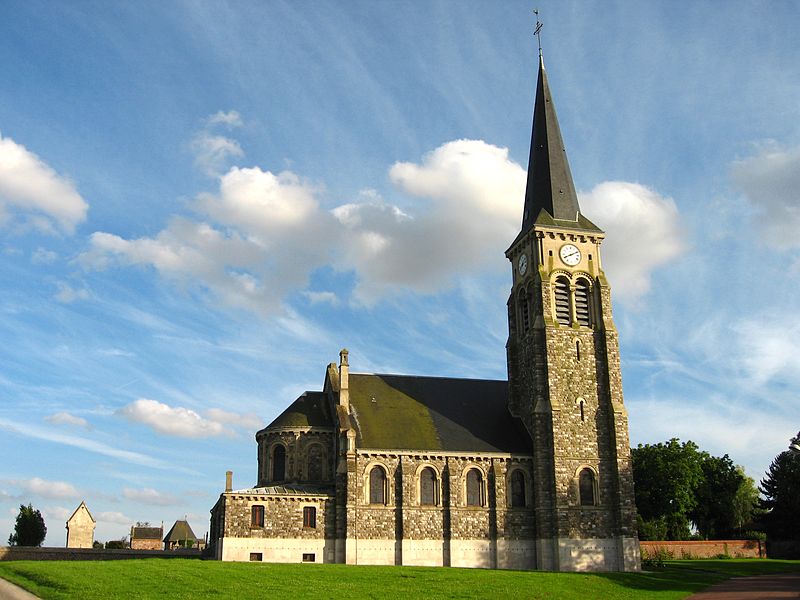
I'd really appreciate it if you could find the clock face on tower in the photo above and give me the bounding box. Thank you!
[518,253,528,275]
[559,244,581,266]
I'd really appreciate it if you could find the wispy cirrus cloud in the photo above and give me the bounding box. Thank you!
[191,110,245,177]
[0,418,175,471]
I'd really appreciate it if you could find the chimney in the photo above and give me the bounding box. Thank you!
[225,470,232,492]
[338,349,350,411]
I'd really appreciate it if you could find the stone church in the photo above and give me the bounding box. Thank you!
[209,52,640,572]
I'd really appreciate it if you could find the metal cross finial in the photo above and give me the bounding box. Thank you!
[533,9,543,56]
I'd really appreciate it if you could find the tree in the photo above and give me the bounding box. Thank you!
[692,453,745,539]
[632,439,703,540]
[632,439,760,541]
[7,504,47,547]
[731,468,761,533]
[760,450,800,540]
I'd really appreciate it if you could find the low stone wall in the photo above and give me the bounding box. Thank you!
[640,540,764,559]
[0,547,202,561]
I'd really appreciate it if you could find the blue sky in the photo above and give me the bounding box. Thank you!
[1,1,798,545]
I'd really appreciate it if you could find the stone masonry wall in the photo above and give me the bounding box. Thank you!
[222,493,334,540]
[349,452,535,544]
[257,430,335,486]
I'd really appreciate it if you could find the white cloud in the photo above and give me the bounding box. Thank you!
[122,487,178,506]
[206,110,243,128]
[337,140,524,302]
[17,477,79,500]
[45,411,91,430]
[31,247,58,264]
[205,408,263,431]
[81,138,681,314]
[117,398,231,438]
[191,133,244,177]
[731,142,800,249]
[81,167,333,315]
[580,181,686,305]
[0,133,88,234]
[55,281,90,303]
[96,511,133,525]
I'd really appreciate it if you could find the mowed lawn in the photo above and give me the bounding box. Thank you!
[1,558,799,600]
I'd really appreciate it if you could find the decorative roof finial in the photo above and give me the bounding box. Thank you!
[533,9,543,57]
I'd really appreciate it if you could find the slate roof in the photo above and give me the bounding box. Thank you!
[230,483,334,497]
[164,520,197,543]
[264,391,331,429]
[348,374,530,453]
[131,526,162,540]
[518,55,601,239]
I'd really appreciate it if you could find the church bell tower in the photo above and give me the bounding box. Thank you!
[505,53,640,571]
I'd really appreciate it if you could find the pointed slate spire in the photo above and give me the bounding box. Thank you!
[520,55,584,231]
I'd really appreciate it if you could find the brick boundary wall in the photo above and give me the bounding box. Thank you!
[0,547,202,561]
[640,540,765,559]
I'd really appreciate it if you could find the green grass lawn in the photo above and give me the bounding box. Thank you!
[0,559,798,600]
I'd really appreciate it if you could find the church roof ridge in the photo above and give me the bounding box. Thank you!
[350,372,506,384]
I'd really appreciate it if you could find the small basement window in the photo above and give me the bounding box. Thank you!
[249,553,262,562]
[302,553,316,562]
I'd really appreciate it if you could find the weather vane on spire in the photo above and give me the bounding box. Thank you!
[533,9,543,56]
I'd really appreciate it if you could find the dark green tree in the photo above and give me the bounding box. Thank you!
[760,451,800,540]
[7,503,47,547]
[631,439,704,540]
[692,453,745,539]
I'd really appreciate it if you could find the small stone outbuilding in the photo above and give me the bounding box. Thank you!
[130,524,164,550]
[65,501,95,548]
[164,520,204,550]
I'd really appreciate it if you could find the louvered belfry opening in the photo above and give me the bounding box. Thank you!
[574,278,592,327]
[554,277,571,325]
[519,289,531,333]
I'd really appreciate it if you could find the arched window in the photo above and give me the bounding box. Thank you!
[420,467,438,506]
[519,289,531,333]
[579,468,596,506]
[306,444,323,482]
[510,470,526,508]
[369,466,387,505]
[575,278,592,327]
[272,445,286,481]
[554,277,571,326]
[466,468,484,507]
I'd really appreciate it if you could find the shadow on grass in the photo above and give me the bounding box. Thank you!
[594,560,800,596]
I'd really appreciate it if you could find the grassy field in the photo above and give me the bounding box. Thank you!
[0,558,799,599]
